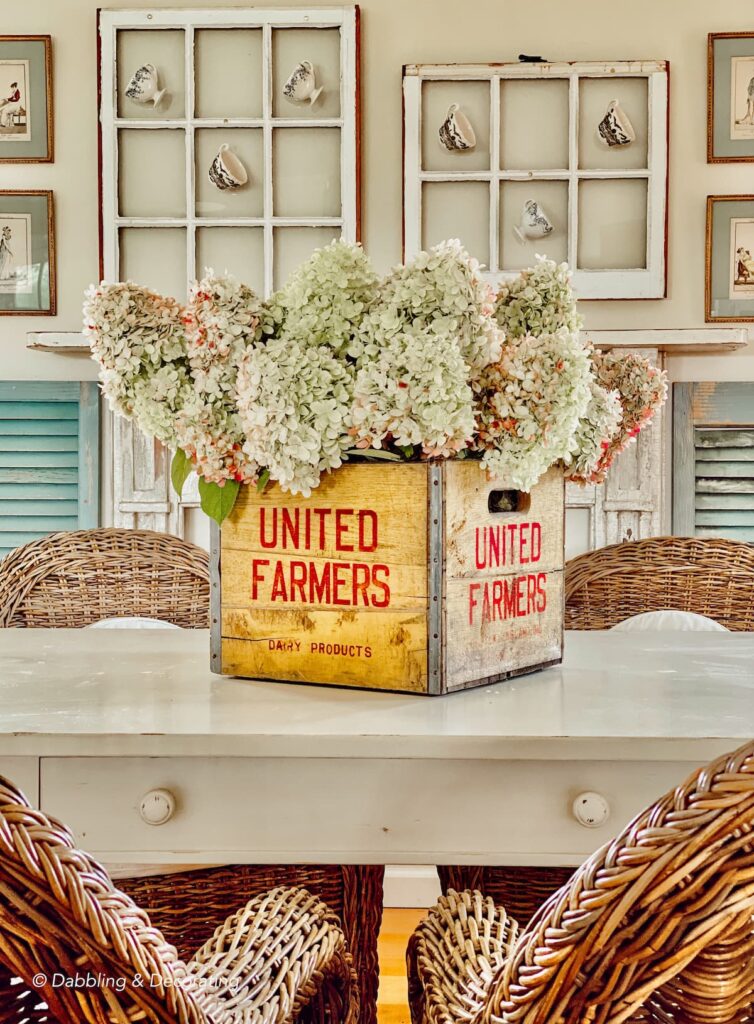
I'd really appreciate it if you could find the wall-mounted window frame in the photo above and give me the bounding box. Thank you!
[403,60,669,300]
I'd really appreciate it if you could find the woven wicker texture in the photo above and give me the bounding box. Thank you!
[0,774,358,1024]
[412,741,754,1024]
[564,536,754,631]
[0,528,211,628]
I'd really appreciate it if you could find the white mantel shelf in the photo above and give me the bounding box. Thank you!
[2,628,753,866]
[586,327,748,353]
[27,327,749,354]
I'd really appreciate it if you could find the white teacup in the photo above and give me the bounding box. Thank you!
[125,63,166,108]
[598,99,635,147]
[208,144,249,191]
[438,104,476,151]
[283,60,323,105]
[513,199,554,243]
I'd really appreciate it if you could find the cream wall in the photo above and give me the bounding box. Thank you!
[4,0,754,383]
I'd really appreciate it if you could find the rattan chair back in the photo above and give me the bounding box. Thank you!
[487,741,754,1024]
[565,536,754,631]
[0,775,207,1024]
[0,528,210,628]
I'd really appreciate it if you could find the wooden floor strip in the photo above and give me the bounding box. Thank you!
[377,908,426,1024]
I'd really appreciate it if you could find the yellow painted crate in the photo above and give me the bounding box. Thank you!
[211,462,564,694]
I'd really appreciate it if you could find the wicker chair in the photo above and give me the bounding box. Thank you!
[0,774,358,1024]
[412,740,754,1024]
[439,536,754,923]
[565,535,754,631]
[0,528,385,1024]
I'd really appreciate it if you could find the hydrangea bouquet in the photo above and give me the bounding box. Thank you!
[84,241,667,524]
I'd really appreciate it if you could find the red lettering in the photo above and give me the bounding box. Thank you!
[489,527,500,567]
[469,582,480,624]
[481,582,491,623]
[352,562,371,606]
[332,561,350,606]
[259,508,277,548]
[503,579,516,618]
[270,562,287,602]
[251,558,269,600]
[309,561,331,604]
[313,508,331,550]
[370,565,391,607]
[358,510,378,552]
[526,572,537,613]
[335,508,354,551]
[519,523,529,564]
[475,528,486,570]
[516,576,527,617]
[492,579,503,621]
[282,508,300,549]
[289,560,307,601]
[531,522,542,563]
[536,572,547,612]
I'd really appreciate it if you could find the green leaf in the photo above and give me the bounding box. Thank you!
[256,469,271,494]
[345,448,401,461]
[398,445,415,459]
[170,448,193,498]
[198,477,241,526]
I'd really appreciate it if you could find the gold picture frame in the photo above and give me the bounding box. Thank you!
[708,32,754,163]
[0,190,56,316]
[705,194,754,323]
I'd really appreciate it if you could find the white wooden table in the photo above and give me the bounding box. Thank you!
[1,629,752,867]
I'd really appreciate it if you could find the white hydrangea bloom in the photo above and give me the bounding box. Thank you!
[351,323,475,457]
[566,380,623,484]
[355,239,502,373]
[494,256,583,339]
[271,240,380,355]
[477,328,593,491]
[83,281,188,445]
[236,336,354,496]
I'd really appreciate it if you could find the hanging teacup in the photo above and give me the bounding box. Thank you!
[513,199,554,243]
[125,63,166,107]
[283,60,323,105]
[438,104,476,151]
[597,99,635,147]
[208,144,249,191]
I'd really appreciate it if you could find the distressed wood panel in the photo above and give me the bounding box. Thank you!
[696,447,754,462]
[696,478,754,494]
[695,462,754,478]
[696,493,754,510]
[444,463,563,577]
[695,429,754,448]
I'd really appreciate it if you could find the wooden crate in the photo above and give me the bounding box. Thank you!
[211,462,564,695]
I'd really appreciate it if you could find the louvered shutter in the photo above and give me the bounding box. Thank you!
[0,382,99,558]
[694,428,754,541]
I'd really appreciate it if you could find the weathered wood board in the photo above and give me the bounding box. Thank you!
[215,462,565,695]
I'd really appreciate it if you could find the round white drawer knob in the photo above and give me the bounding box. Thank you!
[139,789,176,826]
[572,791,610,828]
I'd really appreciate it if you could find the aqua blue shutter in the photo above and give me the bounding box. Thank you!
[0,382,100,558]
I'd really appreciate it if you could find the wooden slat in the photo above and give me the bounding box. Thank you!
[0,515,79,531]
[695,428,754,449]
[696,493,754,510]
[0,484,79,501]
[0,402,79,421]
[695,462,754,479]
[696,525,754,540]
[0,451,78,468]
[0,420,78,436]
[0,468,78,484]
[0,436,78,453]
[695,447,754,463]
[0,382,80,402]
[0,531,53,547]
[695,510,754,527]
[695,478,754,494]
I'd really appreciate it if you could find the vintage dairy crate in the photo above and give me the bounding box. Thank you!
[210,462,564,694]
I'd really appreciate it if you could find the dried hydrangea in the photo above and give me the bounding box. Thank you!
[176,272,265,484]
[236,336,354,496]
[566,380,623,484]
[271,239,380,356]
[581,350,668,481]
[83,281,189,446]
[476,328,593,491]
[356,239,502,373]
[351,323,475,458]
[494,257,583,340]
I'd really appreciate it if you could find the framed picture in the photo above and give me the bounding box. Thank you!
[0,36,52,163]
[0,190,56,315]
[704,195,754,322]
[707,33,754,162]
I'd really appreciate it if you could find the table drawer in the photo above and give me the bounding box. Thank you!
[40,756,701,865]
[0,758,39,803]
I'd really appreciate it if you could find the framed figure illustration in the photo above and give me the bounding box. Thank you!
[0,36,53,163]
[0,191,56,315]
[708,33,754,162]
[705,195,754,321]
